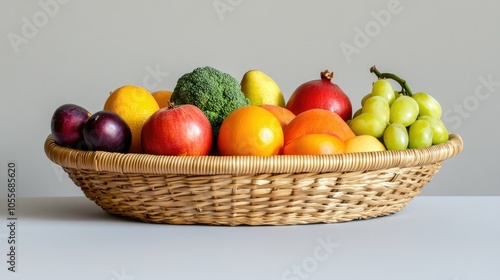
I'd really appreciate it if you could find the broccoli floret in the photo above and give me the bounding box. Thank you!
[171,66,250,136]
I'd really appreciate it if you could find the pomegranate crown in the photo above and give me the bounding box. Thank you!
[320,70,334,81]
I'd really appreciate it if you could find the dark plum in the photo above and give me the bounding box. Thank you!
[83,110,132,153]
[51,104,91,149]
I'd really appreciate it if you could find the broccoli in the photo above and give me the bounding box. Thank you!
[171,66,250,137]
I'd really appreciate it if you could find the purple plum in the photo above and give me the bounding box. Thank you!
[51,104,91,149]
[83,110,132,153]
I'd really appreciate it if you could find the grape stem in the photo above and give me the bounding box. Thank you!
[370,65,413,96]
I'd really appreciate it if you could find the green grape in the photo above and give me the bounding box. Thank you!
[362,96,390,124]
[412,92,442,118]
[371,79,396,105]
[361,93,373,106]
[349,113,387,138]
[353,108,363,119]
[383,123,409,150]
[418,116,449,144]
[408,120,433,149]
[389,96,419,126]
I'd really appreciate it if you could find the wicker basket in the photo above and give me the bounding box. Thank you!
[44,134,463,226]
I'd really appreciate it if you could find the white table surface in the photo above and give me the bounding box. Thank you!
[1,196,499,280]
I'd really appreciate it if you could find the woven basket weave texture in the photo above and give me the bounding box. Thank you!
[45,134,463,226]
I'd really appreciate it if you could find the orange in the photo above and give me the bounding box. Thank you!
[217,106,284,156]
[283,108,355,144]
[152,90,172,108]
[259,104,296,130]
[104,85,159,153]
[344,135,386,153]
[283,134,345,155]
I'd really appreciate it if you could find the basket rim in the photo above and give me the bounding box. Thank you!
[44,134,463,175]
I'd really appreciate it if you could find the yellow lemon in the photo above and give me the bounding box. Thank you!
[104,85,159,153]
[345,135,386,153]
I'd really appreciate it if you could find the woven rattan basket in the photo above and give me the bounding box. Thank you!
[44,134,463,226]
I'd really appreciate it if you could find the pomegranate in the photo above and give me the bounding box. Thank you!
[286,70,352,121]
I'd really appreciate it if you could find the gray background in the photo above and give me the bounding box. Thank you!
[1,0,498,197]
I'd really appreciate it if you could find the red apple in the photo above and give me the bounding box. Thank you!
[286,70,352,121]
[141,104,213,156]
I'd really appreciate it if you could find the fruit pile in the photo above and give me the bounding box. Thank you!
[50,65,449,156]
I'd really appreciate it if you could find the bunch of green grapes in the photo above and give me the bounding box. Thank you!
[349,76,449,150]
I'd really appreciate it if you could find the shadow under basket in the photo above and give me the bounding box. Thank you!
[44,134,463,226]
